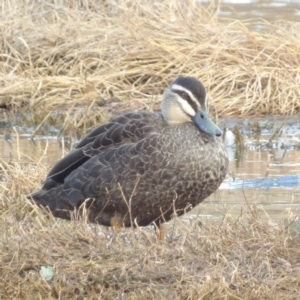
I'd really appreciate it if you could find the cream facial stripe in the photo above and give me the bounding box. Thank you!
[171,84,199,104]
[177,96,196,117]
[171,84,197,117]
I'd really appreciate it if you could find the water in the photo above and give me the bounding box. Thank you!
[1,117,300,222]
[201,117,300,222]
[200,0,300,31]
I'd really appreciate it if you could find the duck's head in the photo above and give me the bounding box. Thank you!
[161,76,222,137]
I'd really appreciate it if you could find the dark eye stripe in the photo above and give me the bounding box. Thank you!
[172,89,198,112]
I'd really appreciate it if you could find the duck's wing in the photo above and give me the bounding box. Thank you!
[41,112,162,190]
[60,121,166,207]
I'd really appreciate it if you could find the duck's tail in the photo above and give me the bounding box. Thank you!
[28,187,74,221]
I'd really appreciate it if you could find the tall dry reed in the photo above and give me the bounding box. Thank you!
[0,0,300,134]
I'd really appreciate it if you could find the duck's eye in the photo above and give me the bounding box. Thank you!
[180,92,189,100]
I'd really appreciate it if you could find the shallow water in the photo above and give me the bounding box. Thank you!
[1,117,300,222]
[200,0,300,31]
[203,117,300,222]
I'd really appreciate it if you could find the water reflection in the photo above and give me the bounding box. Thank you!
[204,119,300,221]
[0,135,70,164]
[200,0,300,30]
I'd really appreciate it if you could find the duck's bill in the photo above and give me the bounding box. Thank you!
[191,107,222,137]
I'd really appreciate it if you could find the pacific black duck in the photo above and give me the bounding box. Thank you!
[30,76,228,234]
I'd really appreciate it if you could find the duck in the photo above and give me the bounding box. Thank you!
[30,76,228,237]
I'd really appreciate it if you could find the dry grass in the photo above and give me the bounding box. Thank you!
[1,0,300,135]
[0,157,300,299]
[1,1,300,298]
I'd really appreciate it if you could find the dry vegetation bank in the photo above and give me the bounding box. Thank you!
[0,0,300,134]
[0,160,300,299]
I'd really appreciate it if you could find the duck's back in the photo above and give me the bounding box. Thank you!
[31,111,228,227]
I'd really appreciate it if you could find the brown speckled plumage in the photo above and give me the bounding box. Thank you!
[30,76,228,227]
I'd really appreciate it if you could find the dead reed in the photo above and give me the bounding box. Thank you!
[1,1,300,298]
[1,0,300,135]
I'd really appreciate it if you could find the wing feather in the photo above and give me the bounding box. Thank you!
[41,112,163,192]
